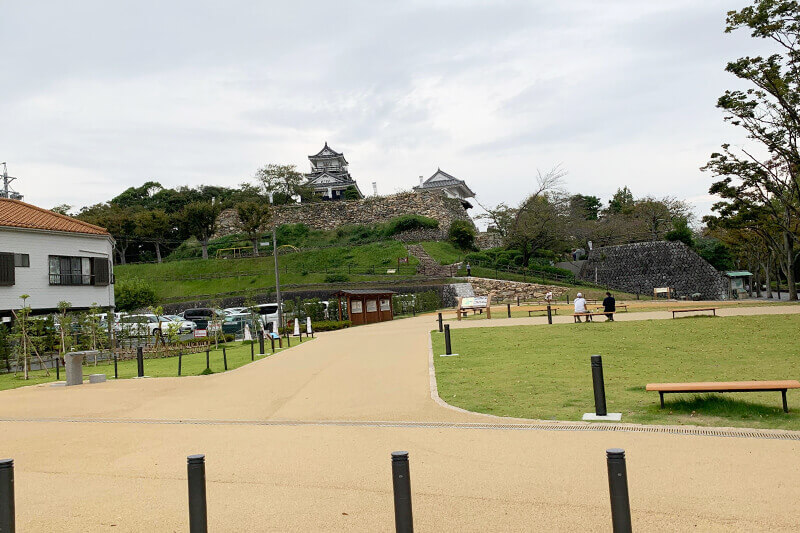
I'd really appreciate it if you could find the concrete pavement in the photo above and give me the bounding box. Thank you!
[2,305,800,531]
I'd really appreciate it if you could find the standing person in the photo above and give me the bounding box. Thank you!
[602,291,616,322]
[545,291,553,304]
[573,292,588,322]
[466,262,471,277]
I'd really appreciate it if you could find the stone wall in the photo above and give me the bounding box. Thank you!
[468,277,569,302]
[578,241,728,300]
[214,190,472,239]
[475,231,503,250]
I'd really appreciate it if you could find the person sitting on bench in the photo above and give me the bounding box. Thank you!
[602,292,615,322]
[574,292,588,322]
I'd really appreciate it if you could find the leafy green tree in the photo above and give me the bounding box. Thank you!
[134,209,172,263]
[665,218,694,247]
[50,204,73,216]
[114,278,157,312]
[448,220,477,250]
[254,164,309,204]
[79,203,139,264]
[703,0,800,299]
[569,194,602,220]
[344,186,360,200]
[179,201,221,259]
[236,201,272,256]
[606,187,634,215]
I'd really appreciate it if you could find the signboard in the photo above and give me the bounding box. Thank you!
[366,300,378,313]
[351,300,363,314]
[207,321,222,332]
[380,298,391,311]
[306,317,312,334]
[293,318,300,336]
[244,324,252,341]
[460,296,488,308]
[194,329,208,338]
[398,257,409,264]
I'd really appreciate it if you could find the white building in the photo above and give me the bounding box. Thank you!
[413,169,476,209]
[303,143,364,200]
[0,199,115,317]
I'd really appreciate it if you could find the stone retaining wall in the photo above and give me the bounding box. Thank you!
[214,190,472,239]
[468,277,569,302]
[578,241,728,300]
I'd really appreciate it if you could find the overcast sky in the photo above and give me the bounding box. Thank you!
[0,0,773,223]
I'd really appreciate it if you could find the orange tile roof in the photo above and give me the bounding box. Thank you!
[0,198,110,236]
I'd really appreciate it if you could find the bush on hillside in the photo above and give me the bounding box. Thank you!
[448,220,476,250]
[115,278,158,311]
[384,215,439,236]
[323,274,350,283]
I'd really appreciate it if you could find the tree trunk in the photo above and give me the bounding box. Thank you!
[763,262,772,299]
[117,244,127,265]
[775,260,782,300]
[201,238,209,260]
[754,267,762,298]
[252,238,259,257]
[786,232,797,300]
[155,242,162,263]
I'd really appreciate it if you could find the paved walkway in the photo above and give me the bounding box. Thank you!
[2,305,800,531]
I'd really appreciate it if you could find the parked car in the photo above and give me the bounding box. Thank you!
[183,308,225,330]
[221,314,257,335]
[116,314,163,337]
[223,307,249,316]
[159,315,197,334]
[254,303,281,332]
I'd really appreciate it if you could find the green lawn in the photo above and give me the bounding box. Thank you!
[0,338,313,391]
[420,241,465,265]
[116,241,419,300]
[432,314,800,430]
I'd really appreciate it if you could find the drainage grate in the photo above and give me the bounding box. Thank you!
[0,417,797,441]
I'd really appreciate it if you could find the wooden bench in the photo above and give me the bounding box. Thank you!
[593,304,627,313]
[672,307,718,318]
[646,380,800,413]
[528,307,558,317]
[573,312,614,323]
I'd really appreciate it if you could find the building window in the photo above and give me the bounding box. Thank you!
[49,255,93,285]
[14,254,29,267]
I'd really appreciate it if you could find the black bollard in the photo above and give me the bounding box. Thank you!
[606,449,632,533]
[187,454,208,533]
[286,329,291,347]
[114,355,118,379]
[591,355,608,416]
[137,346,144,378]
[270,334,275,353]
[437,313,443,333]
[547,305,553,325]
[222,346,228,371]
[517,296,520,306]
[391,451,413,533]
[0,458,14,533]
[178,352,182,376]
[444,324,452,356]
[258,330,265,355]
[250,342,254,361]
[55,355,60,381]
[507,303,511,318]
[205,349,210,371]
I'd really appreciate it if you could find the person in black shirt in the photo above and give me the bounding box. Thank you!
[602,292,615,321]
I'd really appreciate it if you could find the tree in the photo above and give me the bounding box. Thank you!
[236,201,272,256]
[448,220,476,250]
[50,204,73,216]
[630,196,691,241]
[606,186,635,215]
[344,186,360,200]
[569,195,601,220]
[134,209,172,263]
[179,201,220,259]
[254,164,309,204]
[475,202,516,237]
[665,217,694,247]
[78,204,139,264]
[702,0,800,299]
[114,278,157,311]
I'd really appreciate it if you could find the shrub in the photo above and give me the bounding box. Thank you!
[448,220,476,250]
[384,215,439,236]
[665,218,694,247]
[324,274,350,283]
[115,278,158,311]
[310,320,351,332]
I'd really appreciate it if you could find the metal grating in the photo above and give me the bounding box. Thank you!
[0,417,797,441]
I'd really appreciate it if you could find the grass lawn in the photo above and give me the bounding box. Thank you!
[432,314,800,430]
[0,337,314,391]
[115,241,419,300]
[420,241,465,265]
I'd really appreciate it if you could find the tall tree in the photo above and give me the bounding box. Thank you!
[79,204,139,264]
[236,201,272,256]
[180,201,220,260]
[606,186,635,215]
[134,209,172,263]
[254,164,309,204]
[703,0,800,299]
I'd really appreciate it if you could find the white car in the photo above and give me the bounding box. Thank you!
[116,314,163,337]
[223,307,249,316]
[160,315,197,334]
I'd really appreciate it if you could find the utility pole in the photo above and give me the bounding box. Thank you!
[1,163,23,200]
[273,226,283,330]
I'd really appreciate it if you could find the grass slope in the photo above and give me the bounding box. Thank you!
[432,314,800,430]
[0,339,312,391]
[116,241,419,300]
[420,241,465,265]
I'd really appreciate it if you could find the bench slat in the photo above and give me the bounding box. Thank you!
[646,380,800,392]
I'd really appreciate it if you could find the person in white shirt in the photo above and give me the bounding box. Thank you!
[545,291,553,304]
[574,292,588,322]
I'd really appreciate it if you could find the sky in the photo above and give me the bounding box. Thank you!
[0,0,775,225]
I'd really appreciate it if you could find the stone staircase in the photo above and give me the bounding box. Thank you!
[406,244,459,277]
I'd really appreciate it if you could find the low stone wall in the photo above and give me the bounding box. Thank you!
[392,228,447,242]
[214,190,473,238]
[578,241,728,300]
[468,277,569,302]
[475,231,503,250]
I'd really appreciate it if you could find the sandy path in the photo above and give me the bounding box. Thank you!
[1,304,799,531]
